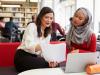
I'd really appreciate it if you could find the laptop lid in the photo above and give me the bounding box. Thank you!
[65,52,97,73]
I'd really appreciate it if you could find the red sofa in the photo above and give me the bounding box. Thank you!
[0,42,20,75]
[0,42,20,67]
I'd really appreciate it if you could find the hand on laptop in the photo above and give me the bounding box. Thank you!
[48,61,58,68]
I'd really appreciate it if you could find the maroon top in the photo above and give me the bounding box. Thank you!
[52,21,65,36]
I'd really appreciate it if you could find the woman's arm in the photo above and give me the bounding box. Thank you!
[57,23,65,36]
[79,33,96,53]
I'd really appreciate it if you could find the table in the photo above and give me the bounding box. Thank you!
[18,68,98,75]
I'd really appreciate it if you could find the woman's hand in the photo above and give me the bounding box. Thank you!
[71,49,79,53]
[48,61,58,68]
[35,44,42,52]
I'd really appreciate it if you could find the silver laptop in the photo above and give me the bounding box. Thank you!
[64,52,97,73]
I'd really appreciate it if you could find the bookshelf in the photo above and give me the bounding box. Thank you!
[0,6,38,27]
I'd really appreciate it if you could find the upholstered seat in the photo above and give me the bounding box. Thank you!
[0,42,20,75]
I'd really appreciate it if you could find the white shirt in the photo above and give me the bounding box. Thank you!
[18,23,51,55]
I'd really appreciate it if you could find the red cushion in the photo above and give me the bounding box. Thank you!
[50,41,65,44]
[0,42,20,67]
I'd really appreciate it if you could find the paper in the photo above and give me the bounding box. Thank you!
[40,42,66,63]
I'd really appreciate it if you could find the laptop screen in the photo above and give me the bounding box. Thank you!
[65,52,97,73]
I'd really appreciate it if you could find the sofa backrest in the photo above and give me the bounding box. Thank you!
[0,42,20,67]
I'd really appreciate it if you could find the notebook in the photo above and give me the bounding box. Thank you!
[64,52,97,73]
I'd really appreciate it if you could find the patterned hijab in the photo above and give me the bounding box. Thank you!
[66,7,93,47]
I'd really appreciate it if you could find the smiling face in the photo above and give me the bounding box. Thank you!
[41,13,54,28]
[72,10,87,27]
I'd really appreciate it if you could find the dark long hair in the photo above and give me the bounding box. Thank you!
[36,7,54,37]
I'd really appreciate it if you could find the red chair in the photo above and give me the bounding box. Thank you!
[0,42,20,67]
[0,42,20,75]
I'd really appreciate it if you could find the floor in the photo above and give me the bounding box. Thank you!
[0,67,17,75]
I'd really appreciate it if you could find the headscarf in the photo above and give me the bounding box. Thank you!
[66,7,93,49]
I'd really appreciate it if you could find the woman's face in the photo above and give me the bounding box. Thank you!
[41,13,54,28]
[72,10,86,27]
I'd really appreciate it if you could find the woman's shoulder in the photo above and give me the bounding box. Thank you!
[90,33,96,40]
[26,22,37,30]
[27,22,36,28]
[91,33,96,37]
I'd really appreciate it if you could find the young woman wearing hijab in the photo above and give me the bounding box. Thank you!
[14,7,58,73]
[66,7,96,54]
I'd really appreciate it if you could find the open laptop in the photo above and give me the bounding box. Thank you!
[61,52,97,73]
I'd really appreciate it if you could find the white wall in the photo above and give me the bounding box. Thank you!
[53,0,75,32]
[94,0,100,36]
[40,0,53,9]
[54,0,66,29]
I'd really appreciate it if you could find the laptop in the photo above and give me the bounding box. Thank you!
[62,52,97,73]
